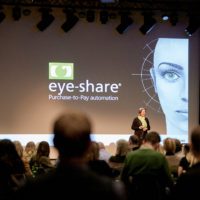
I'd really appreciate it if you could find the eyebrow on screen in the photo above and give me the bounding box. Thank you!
[158,62,183,70]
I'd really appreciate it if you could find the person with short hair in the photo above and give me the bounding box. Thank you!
[121,131,173,200]
[14,110,126,200]
[128,134,140,151]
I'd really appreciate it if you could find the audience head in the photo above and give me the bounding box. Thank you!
[25,141,36,154]
[0,139,19,159]
[190,126,200,158]
[129,135,140,146]
[174,138,182,153]
[36,141,50,158]
[87,141,100,161]
[0,139,25,174]
[53,110,92,159]
[116,139,129,156]
[163,137,176,154]
[98,142,106,149]
[183,143,190,155]
[128,135,140,150]
[144,131,161,150]
[13,140,24,158]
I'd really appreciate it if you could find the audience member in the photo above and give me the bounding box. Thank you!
[13,140,32,177]
[172,126,200,200]
[13,141,24,158]
[121,131,173,200]
[14,110,126,200]
[109,139,130,179]
[177,143,191,176]
[174,138,183,158]
[0,139,26,199]
[23,141,36,162]
[98,142,111,162]
[163,137,181,180]
[87,141,114,178]
[128,135,140,151]
[29,141,54,177]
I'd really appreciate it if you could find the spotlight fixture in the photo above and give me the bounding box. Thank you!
[99,10,109,24]
[61,9,79,33]
[12,6,21,21]
[162,13,169,21]
[37,8,55,31]
[86,10,95,22]
[185,15,200,36]
[116,12,133,34]
[139,13,157,35]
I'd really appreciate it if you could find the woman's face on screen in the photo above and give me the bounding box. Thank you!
[150,38,188,133]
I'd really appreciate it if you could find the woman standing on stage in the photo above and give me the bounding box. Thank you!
[131,107,150,144]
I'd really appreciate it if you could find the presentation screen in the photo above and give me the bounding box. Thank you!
[0,8,199,144]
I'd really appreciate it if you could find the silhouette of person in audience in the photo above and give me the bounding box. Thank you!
[163,137,181,181]
[177,143,196,177]
[98,142,111,163]
[87,141,114,178]
[29,141,54,177]
[13,110,126,200]
[0,139,26,199]
[23,141,36,162]
[128,134,140,151]
[172,125,200,200]
[109,139,130,180]
[121,131,173,200]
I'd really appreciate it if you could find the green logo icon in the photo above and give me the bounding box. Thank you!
[49,62,74,80]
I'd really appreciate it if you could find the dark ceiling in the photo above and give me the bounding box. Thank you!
[0,0,200,14]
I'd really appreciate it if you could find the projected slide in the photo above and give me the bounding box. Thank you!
[46,38,188,142]
[0,17,197,145]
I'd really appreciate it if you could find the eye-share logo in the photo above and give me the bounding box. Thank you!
[49,62,74,80]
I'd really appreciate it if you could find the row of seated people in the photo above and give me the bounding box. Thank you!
[0,126,199,200]
[97,135,194,182]
[0,139,56,198]
[0,134,196,182]
[0,111,126,200]
[14,140,55,178]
